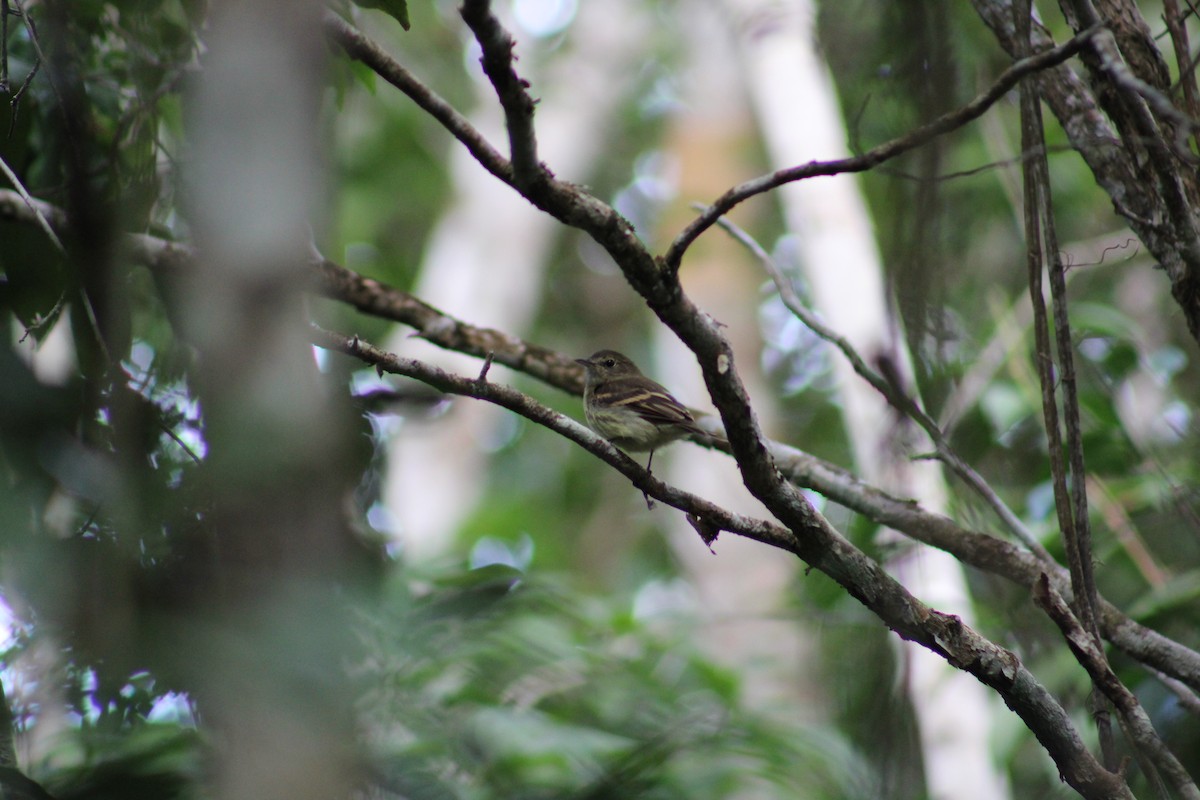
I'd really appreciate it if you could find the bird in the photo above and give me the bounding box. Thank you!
[575,349,707,474]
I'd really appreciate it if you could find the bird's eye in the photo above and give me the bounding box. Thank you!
[603,359,616,367]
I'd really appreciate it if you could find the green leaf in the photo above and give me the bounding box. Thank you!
[354,0,411,30]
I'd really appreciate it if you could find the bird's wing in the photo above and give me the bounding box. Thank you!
[596,382,704,432]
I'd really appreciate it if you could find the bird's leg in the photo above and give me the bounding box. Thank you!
[643,450,656,509]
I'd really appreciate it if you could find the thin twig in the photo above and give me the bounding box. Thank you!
[5,0,39,137]
[9,0,61,114]
[663,23,1104,271]
[0,152,69,340]
[1017,0,1115,768]
[151,408,203,466]
[477,351,495,382]
[874,143,1071,184]
[0,152,63,252]
[322,11,514,188]
[708,210,1053,560]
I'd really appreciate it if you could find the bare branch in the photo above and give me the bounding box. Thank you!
[0,153,63,252]
[315,328,1132,800]
[1080,9,1199,159]
[314,325,797,554]
[972,0,1200,347]
[1035,575,1200,800]
[312,257,585,392]
[662,23,1102,271]
[321,12,514,187]
[7,188,1199,699]
[0,153,68,339]
[0,187,69,230]
[459,0,542,186]
[1162,0,1200,148]
[784,439,1200,693]
[1154,671,1200,717]
[709,210,1054,560]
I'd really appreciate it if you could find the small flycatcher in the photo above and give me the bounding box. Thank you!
[575,349,706,472]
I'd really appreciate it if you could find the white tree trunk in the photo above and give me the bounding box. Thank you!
[723,1,1010,797]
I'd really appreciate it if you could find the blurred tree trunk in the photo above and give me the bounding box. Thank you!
[383,0,652,558]
[180,1,362,797]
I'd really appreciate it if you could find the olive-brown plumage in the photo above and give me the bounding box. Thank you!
[575,350,704,469]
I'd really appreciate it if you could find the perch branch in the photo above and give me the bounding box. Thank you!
[314,327,1131,800]
[313,326,798,553]
[3,188,1198,699]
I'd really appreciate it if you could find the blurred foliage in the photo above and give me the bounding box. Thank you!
[4,555,877,799]
[356,563,879,799]
[0,0,1198,799]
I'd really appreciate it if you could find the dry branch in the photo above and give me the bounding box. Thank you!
[314,327,1129,800]
[4,187,1199,700]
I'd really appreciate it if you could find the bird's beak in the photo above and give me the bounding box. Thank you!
[574,358,590,367]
